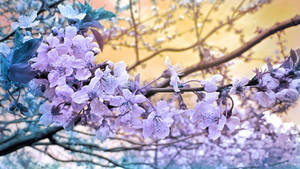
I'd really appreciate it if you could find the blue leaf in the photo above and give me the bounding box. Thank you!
[93,7,116,21]
[13,28,24,49]
[10,37,42,64]
[0,43,11,57]
[78,1,116,21]
[8,63,36,83]
[0,56,9,79]
[80,20,104,29]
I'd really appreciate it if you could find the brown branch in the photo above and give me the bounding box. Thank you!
[192,0,203,60]
[183,15,300,75]
[129,0,140,62]
[148,15,300,93]
[127,13,243,71]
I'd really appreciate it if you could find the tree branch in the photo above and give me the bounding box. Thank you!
[129,0,140,62]
[31,146,116,168]
[127,13,244,71]
[0,126,62,155]
[149,15,300,92]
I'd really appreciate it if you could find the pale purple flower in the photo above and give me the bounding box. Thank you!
[230,78,249,95]
[48,67,73,88]
[113,61,129,87]
[31,47,59,71]
[55,84,74,102]
[109,89,146,107]
[208,115,226,140]
[202,74,223,92]
[276,88,298,103]
[39,102,55,126]
[110,89,146,129]
[11,11,39,29]
[39,101,73,128]
[192,100,226,140]
[96,122,111,142]
[142,101,174,139]
[273,68,288,78]
[118,104,145,129]
[58,4,86,20]
[290,79,300,91]
[261,73,279,90]
[203,92,219,103]
[226,116,240,131]
[90,99,111,123]
[65,26,78,39]
[74,68,91,81]
[101,66,119,95]
[255,90,276,108]
[165,56,182,92]
[72,68,104,104]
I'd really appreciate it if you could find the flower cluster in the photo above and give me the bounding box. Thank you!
[30,26,127,130]
[254,57,300,108]
[29,29,300,144]
[128,109,299,168]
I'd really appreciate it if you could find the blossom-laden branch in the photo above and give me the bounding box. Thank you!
[152,14,300,90]
[1,1,300,168]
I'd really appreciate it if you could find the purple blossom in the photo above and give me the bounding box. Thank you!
[230,78,249,95]
[273,67,288,78]
[202,74,223,92]
[110,89,146,129]
[74,68,91,81]
[165,56,182,92]
[39,101,73,129]
[113,61,130,87]
[71,68,104,104]
[192,101,225,140]
[290,79,300,91]
[226,116,240,131]
[48,67,73,88]
[55,84,74,102]
[261,73,279,90]
[255,90,276,108]
[276,88,298,102]
[142,101,174,139]
[96,121,111,142]
[90,99,111,124]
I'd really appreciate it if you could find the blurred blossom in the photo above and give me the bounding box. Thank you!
[11,11,39,30]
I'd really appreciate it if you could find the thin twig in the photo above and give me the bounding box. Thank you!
[129,0,140,63]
